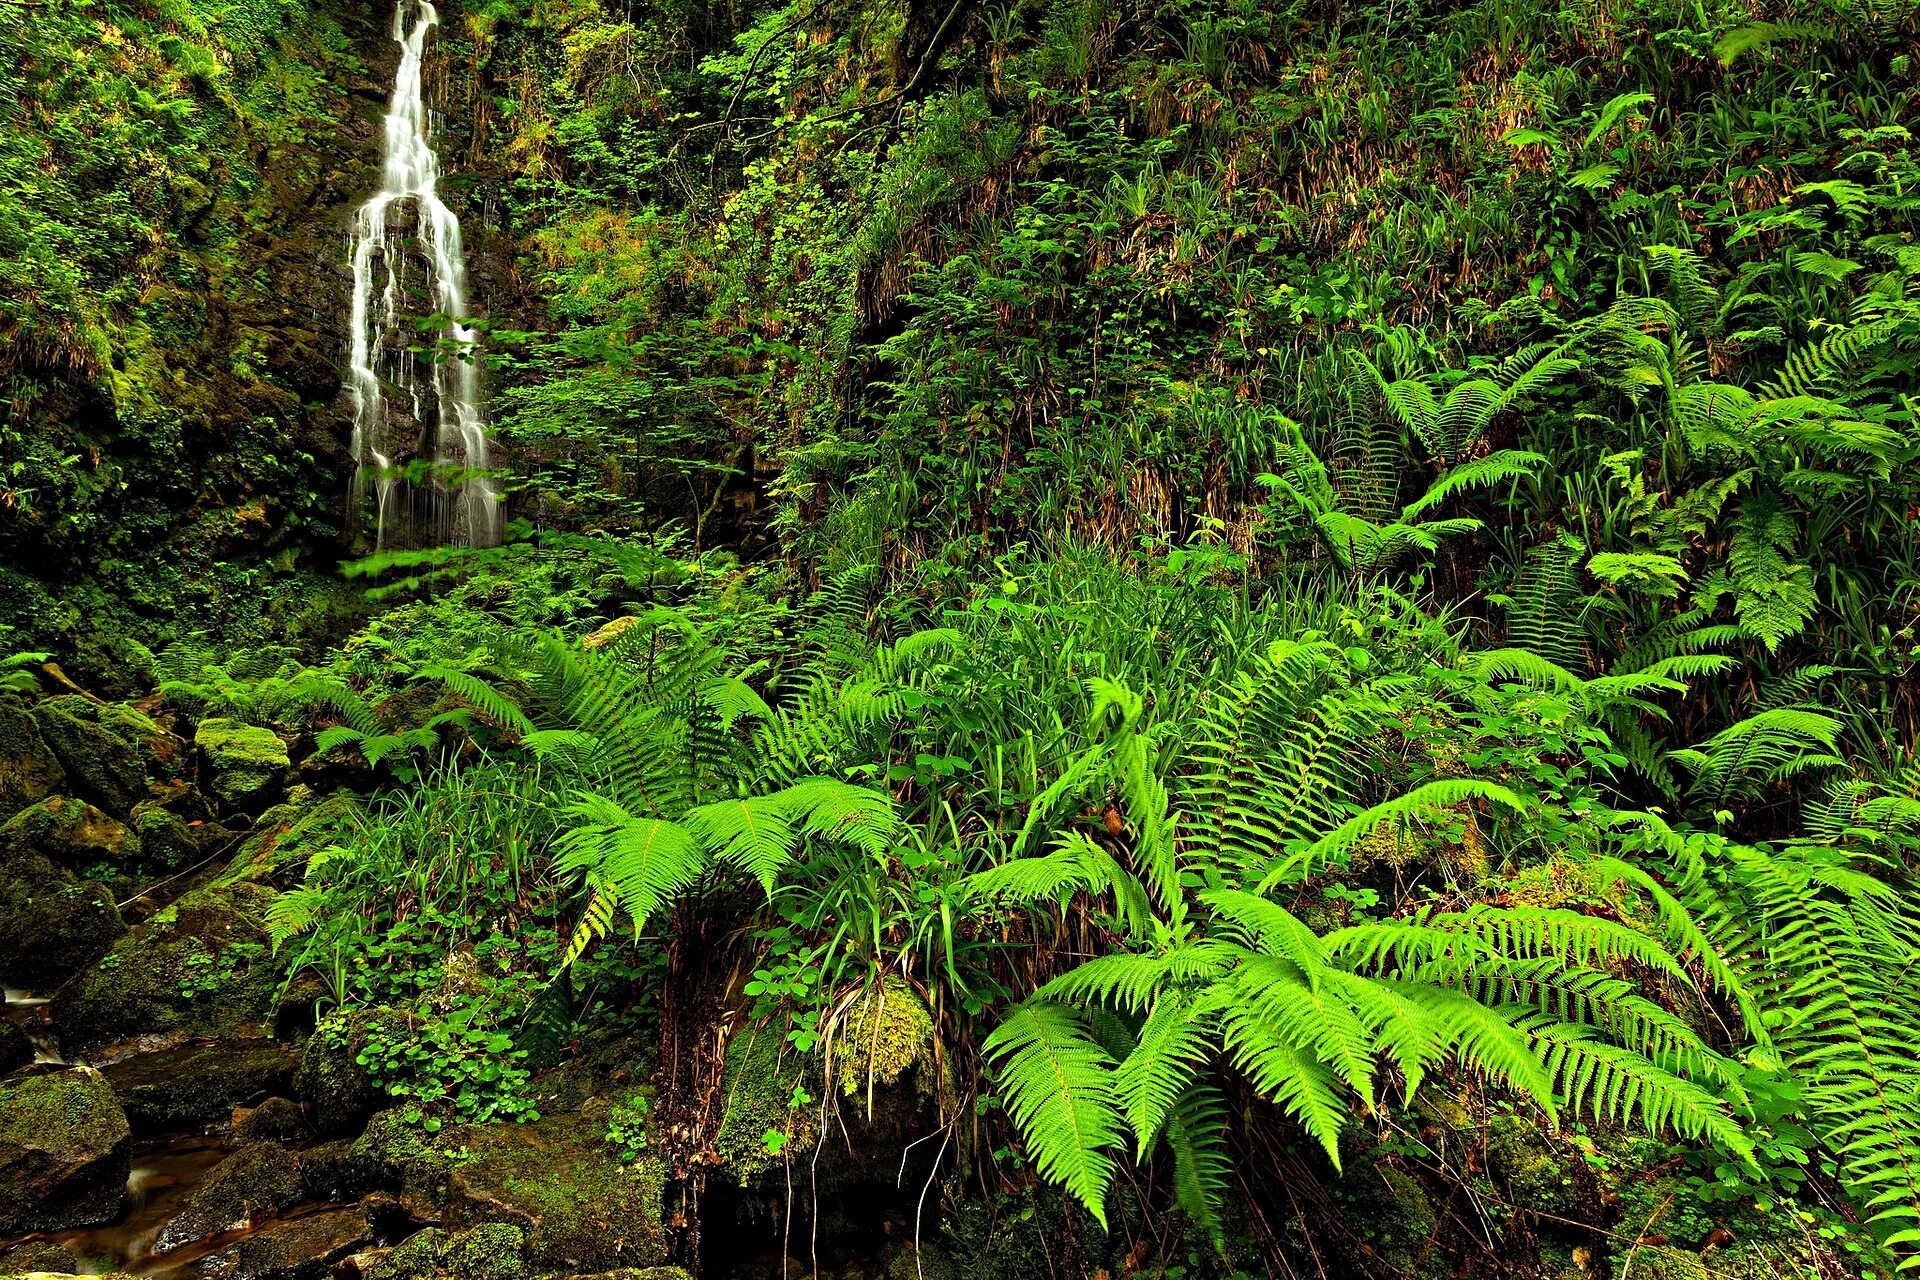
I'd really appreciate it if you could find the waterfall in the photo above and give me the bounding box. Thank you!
[346,0,500,548]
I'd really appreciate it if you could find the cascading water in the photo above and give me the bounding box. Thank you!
[345,0,501,548]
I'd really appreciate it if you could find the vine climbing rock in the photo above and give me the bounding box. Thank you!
[0,1067,132,1235]
[194,718,293,808]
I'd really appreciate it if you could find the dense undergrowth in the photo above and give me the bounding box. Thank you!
[3,0,1920,1271]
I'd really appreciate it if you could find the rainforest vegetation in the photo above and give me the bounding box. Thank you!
[1,0,1919,1274]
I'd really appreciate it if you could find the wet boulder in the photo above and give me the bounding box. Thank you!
[234,1095,310,1145]
[295,1137,384,1203]
[0,1066,131,1234]
[155,1140,304,1252]
[199,1203,371,1280]
[52,879,278,1053]
[195,717,292,808]
[0,851,125,987]
[0,693,64,819]
[101,1037,301,1133]
[0,795,140,869]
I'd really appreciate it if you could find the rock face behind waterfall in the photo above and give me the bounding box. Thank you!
[0,0,535,673]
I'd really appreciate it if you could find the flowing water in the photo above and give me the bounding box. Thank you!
[345,0,501,549]
[4,986,66,1064]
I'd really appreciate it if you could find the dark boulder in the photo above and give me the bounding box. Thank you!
[0,851,125,987]
[0,1066,131,1234]
[198,1204,371,1280]
[101,1037,300,1133]
[155,1140,304,1252]
[0,1019,31,1074]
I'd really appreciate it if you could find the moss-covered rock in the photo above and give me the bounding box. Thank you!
[363,1223,528,1280]
[28,697,178,814]
[713,1031,820,1183]
[195,717,291,808]
[440,1106,671,1273]
[1335,1159,1438,1276]
[1484,1113,1582,1221]
[155,1140,304,1252]
[0,795,139,868]
[0,851,125,986]
[219,791,358,887]
[828,978,939,1099]
[0,1066,131,1234]
[0,1239,86,1275]
[100,1037,300,1132]
[296,1006,408,1136]
[198,1204,371,1280]
[51,879,277,1052]
[127,801,213,873]
[547,1271,694,1280]
[0,694,64,820]
[1618,1245,1711,1280]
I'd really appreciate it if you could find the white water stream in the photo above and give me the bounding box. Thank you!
[346,0,500,548]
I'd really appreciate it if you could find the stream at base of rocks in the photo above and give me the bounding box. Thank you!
[14,1137,230,1277]
[2,990,351,1280]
